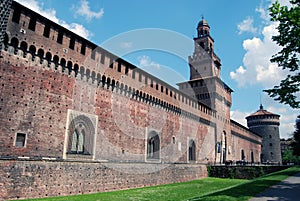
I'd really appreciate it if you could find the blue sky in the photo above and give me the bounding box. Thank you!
[15,0,298,139]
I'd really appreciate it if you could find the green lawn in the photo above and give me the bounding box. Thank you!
[21,166,299,201]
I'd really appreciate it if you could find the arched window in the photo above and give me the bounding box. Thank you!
[147,131,160,160]
[53,55,59,66]
[11,37,19,49]
[71,127,85,153]
[45,52,52,65]
[29,45,36,57]
[37,48,44,61]
[20,41,28,53]
[188,139,196,161]
[67,114,96,155]
[60,58,66,68]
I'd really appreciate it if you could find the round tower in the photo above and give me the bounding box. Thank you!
[246,105,282,164]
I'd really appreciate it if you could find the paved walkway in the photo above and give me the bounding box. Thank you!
[249,172,300,201]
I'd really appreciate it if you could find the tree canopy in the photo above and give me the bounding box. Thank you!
[264,0,300,108]
[291,115,300,156]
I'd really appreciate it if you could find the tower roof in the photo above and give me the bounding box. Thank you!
[247,104,280,118]
[197,18,210,28]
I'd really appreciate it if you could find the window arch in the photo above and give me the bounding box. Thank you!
[37,48,44,62]
[147,130,160,160]
[67,114,96,155]
[29,45,36,57]
[20,41,28,53]
[188,139,196,161]
[70,126,85,153]
[11,37,19,50]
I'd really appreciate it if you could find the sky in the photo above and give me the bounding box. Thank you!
[15,0,298,139]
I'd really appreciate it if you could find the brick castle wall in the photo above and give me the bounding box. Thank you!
[0,160,207,200]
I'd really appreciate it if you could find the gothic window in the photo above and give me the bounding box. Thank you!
[67,114,96,156]
[15,133,26,148]
[147,131,160,160]
[188,139,196,161]
[70,125,85,154]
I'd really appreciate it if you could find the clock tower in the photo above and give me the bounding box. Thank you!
[177,18,233,163]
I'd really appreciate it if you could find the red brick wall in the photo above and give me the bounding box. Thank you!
[0,160,207,200]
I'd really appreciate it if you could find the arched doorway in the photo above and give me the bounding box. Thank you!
[188,139,196,161]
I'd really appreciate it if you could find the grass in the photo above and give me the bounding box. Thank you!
[20,166,299,201]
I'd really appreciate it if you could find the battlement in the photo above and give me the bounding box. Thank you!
[3,1,218,124]
[0,46,215,126]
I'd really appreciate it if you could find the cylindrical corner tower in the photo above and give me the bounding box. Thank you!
[246,105,282,163]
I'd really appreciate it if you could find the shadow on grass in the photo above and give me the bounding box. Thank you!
[189,168,300,201]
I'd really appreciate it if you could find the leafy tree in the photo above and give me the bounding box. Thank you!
[291,115,300,156]
[264,0,300,108]
[282,149,300,163]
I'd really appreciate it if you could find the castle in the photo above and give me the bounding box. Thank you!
[0,1,281,200]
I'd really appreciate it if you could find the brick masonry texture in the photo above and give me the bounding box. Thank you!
[0,1,266,200]
[0,160,207,200]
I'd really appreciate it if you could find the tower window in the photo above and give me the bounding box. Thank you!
[15,133,26,148]
[269,143,273,147]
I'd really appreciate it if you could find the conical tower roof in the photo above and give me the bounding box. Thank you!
[247,104,279,118]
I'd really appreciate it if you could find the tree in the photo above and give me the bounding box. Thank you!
[291,115,300,156]
[282,149,300,163]
[264,0,300,108]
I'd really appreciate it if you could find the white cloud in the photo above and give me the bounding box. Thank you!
[15,0,92,39]
[76,0,104,22]
[138,55,161,70]
[237,17,257,35]
[230,22,288,88]
[230,110,250,127]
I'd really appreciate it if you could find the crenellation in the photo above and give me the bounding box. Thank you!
[0,1,270,199]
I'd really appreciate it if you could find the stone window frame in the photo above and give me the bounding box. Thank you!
[63,110,98,160]
[145,128,161,162]
[14,132,27,148]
